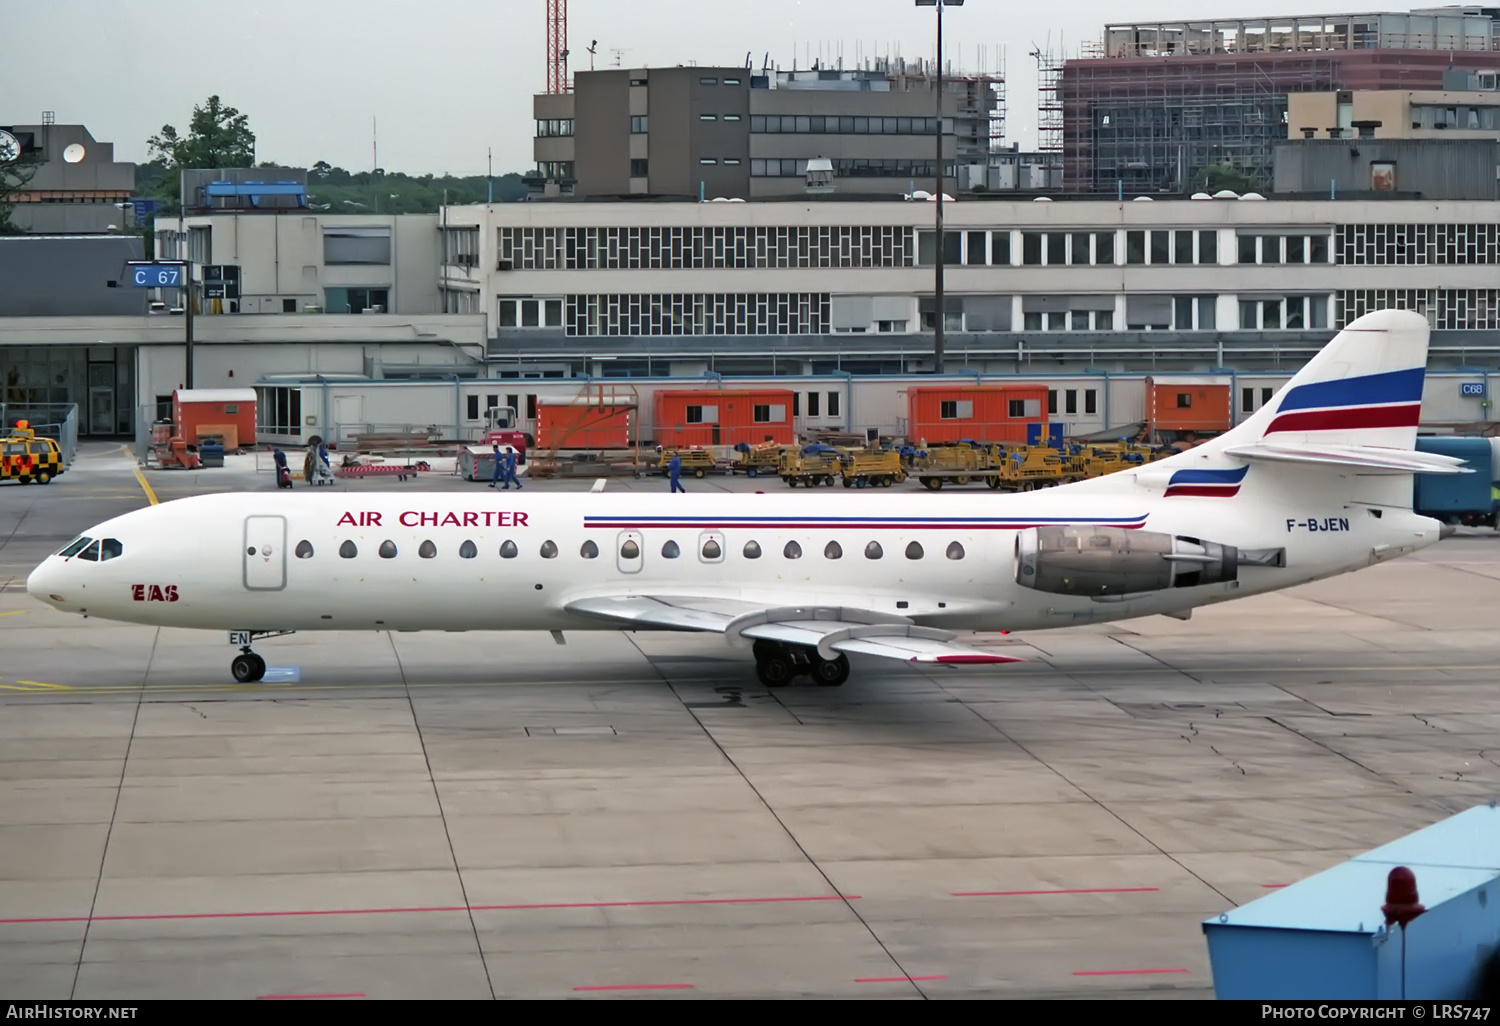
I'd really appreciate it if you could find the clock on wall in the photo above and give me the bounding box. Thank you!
[0,130,20,164]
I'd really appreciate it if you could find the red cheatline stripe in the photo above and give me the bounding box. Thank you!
[1073,968,1188,977]
[1163,485,1241,498]
[952,887,1160,897]
[257,993,365,1000]
[1264,403,1420,436]
[0,893,858,925]
[855,975,947,983]
[573,984,694,992]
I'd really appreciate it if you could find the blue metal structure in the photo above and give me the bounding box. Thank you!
[1204,804,1500,999]
[1413,437,1499,527]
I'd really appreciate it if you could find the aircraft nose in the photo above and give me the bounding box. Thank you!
[26,559,64,608]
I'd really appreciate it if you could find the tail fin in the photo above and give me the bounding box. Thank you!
[1225,308,1428,452]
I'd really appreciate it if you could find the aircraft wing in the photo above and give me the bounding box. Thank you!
[564,595,1023,666]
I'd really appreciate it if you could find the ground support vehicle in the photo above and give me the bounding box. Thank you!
[657,448,720,479]
[839,449,905,488]
[732,442,786,479]
[0,423,63,485]
[779,445,842,488]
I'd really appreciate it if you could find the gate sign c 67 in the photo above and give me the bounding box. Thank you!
[1461,382,1487,397]
[128,264,185,288]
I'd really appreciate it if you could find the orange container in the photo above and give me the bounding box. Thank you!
[905,385,1050,445]
[172,388,257,449]
[1145,377,1232,435]
[654,389,795,447]
[536,402,633,449]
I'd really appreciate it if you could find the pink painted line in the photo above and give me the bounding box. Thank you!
[573,984,694,992]
[1262,884,1289,889]
[0,893,859,926]
[952,887,1160,897]
[855,975,947,983]
[1073,968,1189,977]
[257,993,365,1000]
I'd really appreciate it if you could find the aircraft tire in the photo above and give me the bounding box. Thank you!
[231,653,266,684]
[755,652,795,688]
[812,654,850,687]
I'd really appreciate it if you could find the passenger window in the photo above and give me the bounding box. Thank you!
[59,536,93,557]
[701,538,722,560]
[295,540,314,559]
[580,540,599,559]
[459,540,477,559]
[540,540,558,559]
[946,541,965,560]
[379,541,398,559]
[340,540,358,558]
[662,540,681,559]
[419,541,437,559]
[743,540,761,559]
[75,541,102,562]
[500,540,518,558]
[824,541,843,560]
[864,541,883,560]
[620,539,640,559]
[905,541,924,560]
[784,540,802,559]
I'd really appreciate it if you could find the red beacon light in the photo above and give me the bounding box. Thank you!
[1382,866,1426,929]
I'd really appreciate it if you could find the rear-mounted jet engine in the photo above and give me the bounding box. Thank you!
[1015,525,1238,597]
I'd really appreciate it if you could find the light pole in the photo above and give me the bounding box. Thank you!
[917,0,963,374]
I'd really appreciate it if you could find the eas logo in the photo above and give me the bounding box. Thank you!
[131,584,179,602]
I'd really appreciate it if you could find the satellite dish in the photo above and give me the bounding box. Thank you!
[63,143,86,163]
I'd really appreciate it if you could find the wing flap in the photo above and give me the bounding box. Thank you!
[564,595,755,631]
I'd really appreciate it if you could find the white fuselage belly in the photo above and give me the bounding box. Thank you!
[33,482,1431,635]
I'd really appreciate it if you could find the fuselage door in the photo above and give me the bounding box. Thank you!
[617,530,643,574]
[243,516,287,591]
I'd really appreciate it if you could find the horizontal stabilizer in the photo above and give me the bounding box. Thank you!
[1222,442,1472,475]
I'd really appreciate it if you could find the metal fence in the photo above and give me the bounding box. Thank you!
[1,403,78,464]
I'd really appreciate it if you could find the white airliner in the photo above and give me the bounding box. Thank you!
[28,310,1462,687]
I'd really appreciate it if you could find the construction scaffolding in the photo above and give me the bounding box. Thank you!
[1102,11,1500,58]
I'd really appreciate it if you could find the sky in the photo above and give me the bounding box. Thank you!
[10,0,1347,175]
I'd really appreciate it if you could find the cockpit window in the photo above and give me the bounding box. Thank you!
[99,539,123,561]
[58,536,93,558]
[75,541,102,562]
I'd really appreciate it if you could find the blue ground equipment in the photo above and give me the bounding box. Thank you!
[1203,804,1500,999]
[1413,436,1499,528]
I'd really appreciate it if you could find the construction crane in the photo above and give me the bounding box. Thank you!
[546,0,570,94]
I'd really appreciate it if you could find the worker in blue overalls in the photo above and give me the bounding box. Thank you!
[668,452,685,493]
[489,442,503,488]
[502,447,523,490]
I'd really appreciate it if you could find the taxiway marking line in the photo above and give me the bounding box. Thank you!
[855,975,946,983]
[0,611,24,617]
[13,680,71,690]
[122,446,158,506]
[0,893,860,925]
[1072,967,1188,977]
[952,887,1159,898]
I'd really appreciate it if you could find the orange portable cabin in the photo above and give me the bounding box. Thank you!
[172,388,257,449]
[536,400,633,450]
[654,389,795,447]
[905,385,1050,445]
[1145,376,1232,440]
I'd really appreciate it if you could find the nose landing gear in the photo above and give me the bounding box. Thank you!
[752,640,851,687]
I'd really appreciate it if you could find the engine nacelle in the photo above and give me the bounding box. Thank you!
[1015,526,1238,598]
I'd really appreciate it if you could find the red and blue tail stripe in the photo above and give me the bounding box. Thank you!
[1264,367,1424,436]
[1163,466,1248,498]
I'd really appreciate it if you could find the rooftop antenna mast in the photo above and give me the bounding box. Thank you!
[587,40,598,71]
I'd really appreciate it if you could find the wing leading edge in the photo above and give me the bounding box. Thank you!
[564,595,1023,666]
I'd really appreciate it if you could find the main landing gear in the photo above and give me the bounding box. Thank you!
[753,639,851,688]
[228,630,296,683]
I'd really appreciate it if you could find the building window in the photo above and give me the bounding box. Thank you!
[467,395,480,420]
[323,227,391,265]
[723,77,741,86]
[1048,390,1057,414]
[1126,230,1145,265]
[940,400,973,420]
[966,231,988,265]
[1199,230,1218,264]
[992,231,1012,265]
[630,77,647,86]
[536,119,574,137]
[700,77,718,85]
[565,293,829,337]
[282,298,297,313]
[752,404,786,423]
[1065,389,1077,415]
[723,158,742,165]
[630,159,649,177]
[1070,232,1091,265]
[256,386,302,437]
[1176,393,1192,409]
[723,114,741,121]
[1242,387,1255,413]
[1150,230,1170,264]
[1174,230,1193,265]
[700,158,717,165]
[700,114,717,121]
[324,287,388,314]
[827,392,839,416]
[1085,389,1097,415]
[631,115,648,133]
[1022,232,1042,265]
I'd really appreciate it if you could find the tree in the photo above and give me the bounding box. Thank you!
[0,152,41,235]
[1192,161,1258,195]
[147,96,257,209]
